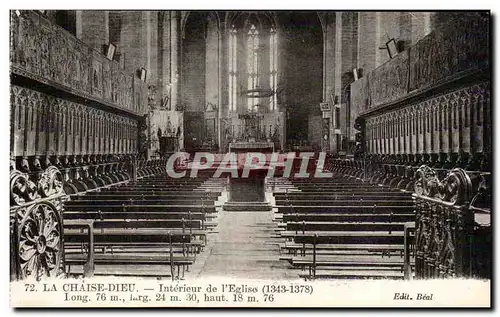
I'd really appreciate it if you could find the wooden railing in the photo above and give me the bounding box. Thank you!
[327,156,491,279]
[403,222,415,280]
[412,166,486,278]
[10,166,68,281]
[9,156,169,281]
[64,220,95,278]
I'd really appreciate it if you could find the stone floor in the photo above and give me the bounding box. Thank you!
[189,205,296,280]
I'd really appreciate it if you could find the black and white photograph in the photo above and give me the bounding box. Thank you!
[7,9,491,308]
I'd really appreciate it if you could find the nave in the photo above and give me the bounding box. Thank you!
[10,155,491,281]
[9,10,491,282]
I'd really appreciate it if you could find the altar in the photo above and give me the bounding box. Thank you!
[229,141,274,153]
[221,110,285,153]
[227,140,273,203]
[227,112,276,153]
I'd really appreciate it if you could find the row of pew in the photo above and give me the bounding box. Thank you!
[62,172,222,280]
[273,176,416,280]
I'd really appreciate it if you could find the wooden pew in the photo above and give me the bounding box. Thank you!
[64,228,194,280]
[117,183,200,188]
[63,205,212,279]
[66,199,216,206]
[276,205,414,214]
[62,171,223,279]
[275,200,412,207]
[273,176,415,279]
[291,186,400,191]
[65,204,217,214]
[64,219,95,278]
[282,213,415,223]
[129,181,206,186]
[76,195,219,202]
[284,233,413,279]
[99,188,218,194]
[88,191,221,199]
[284,221,406,233]
[274,193,413,200]
[403,222,416,280]
[66,218,204,254]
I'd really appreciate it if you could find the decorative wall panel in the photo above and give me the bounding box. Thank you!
[368,50,409,108]
[351,76,369,112]
[351,14,489,114]
[91,52,104,99]
[10,10,148,116]
[409,17,489,92]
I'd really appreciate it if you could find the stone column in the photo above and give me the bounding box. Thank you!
[332,12,343,154]
[158,12,170,107]
[321,22,329,153]
[341,12,358,144]
[170,11,180,110]
[324,13,336,103]
[374,12,384,69]
[322,13,336,153]
[357,12,378,74]
[218,24,229,152]
[319,12,327,102]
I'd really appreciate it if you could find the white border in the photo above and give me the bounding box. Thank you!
[1,2,497,316]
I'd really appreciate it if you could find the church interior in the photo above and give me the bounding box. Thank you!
[9,10,491,281]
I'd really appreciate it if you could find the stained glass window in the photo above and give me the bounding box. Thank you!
[247,24,259,110]
[228,23,278,112]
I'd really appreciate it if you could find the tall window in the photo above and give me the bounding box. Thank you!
[247,24,259,111]
[228,26,238,112]
[228,22,278,113]
[269,28,278,111]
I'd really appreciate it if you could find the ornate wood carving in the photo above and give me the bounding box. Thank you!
[38,166,64,198]
[11,85,139,160]
[413,165,476,278]
[10,10,147,115]
[351,14,488,115]
[11,166,64,206]
[11,170,38,205]
[13,201,63,280]
[368,50,409,108]
[360,82,489,161]
[409,16,489,92]
[414,165,472,205]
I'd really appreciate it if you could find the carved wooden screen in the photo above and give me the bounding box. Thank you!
[364,82,490,158]
[10,85,139,160]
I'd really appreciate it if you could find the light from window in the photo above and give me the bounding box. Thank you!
[228,23,278,113]
[247,24,259,111]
